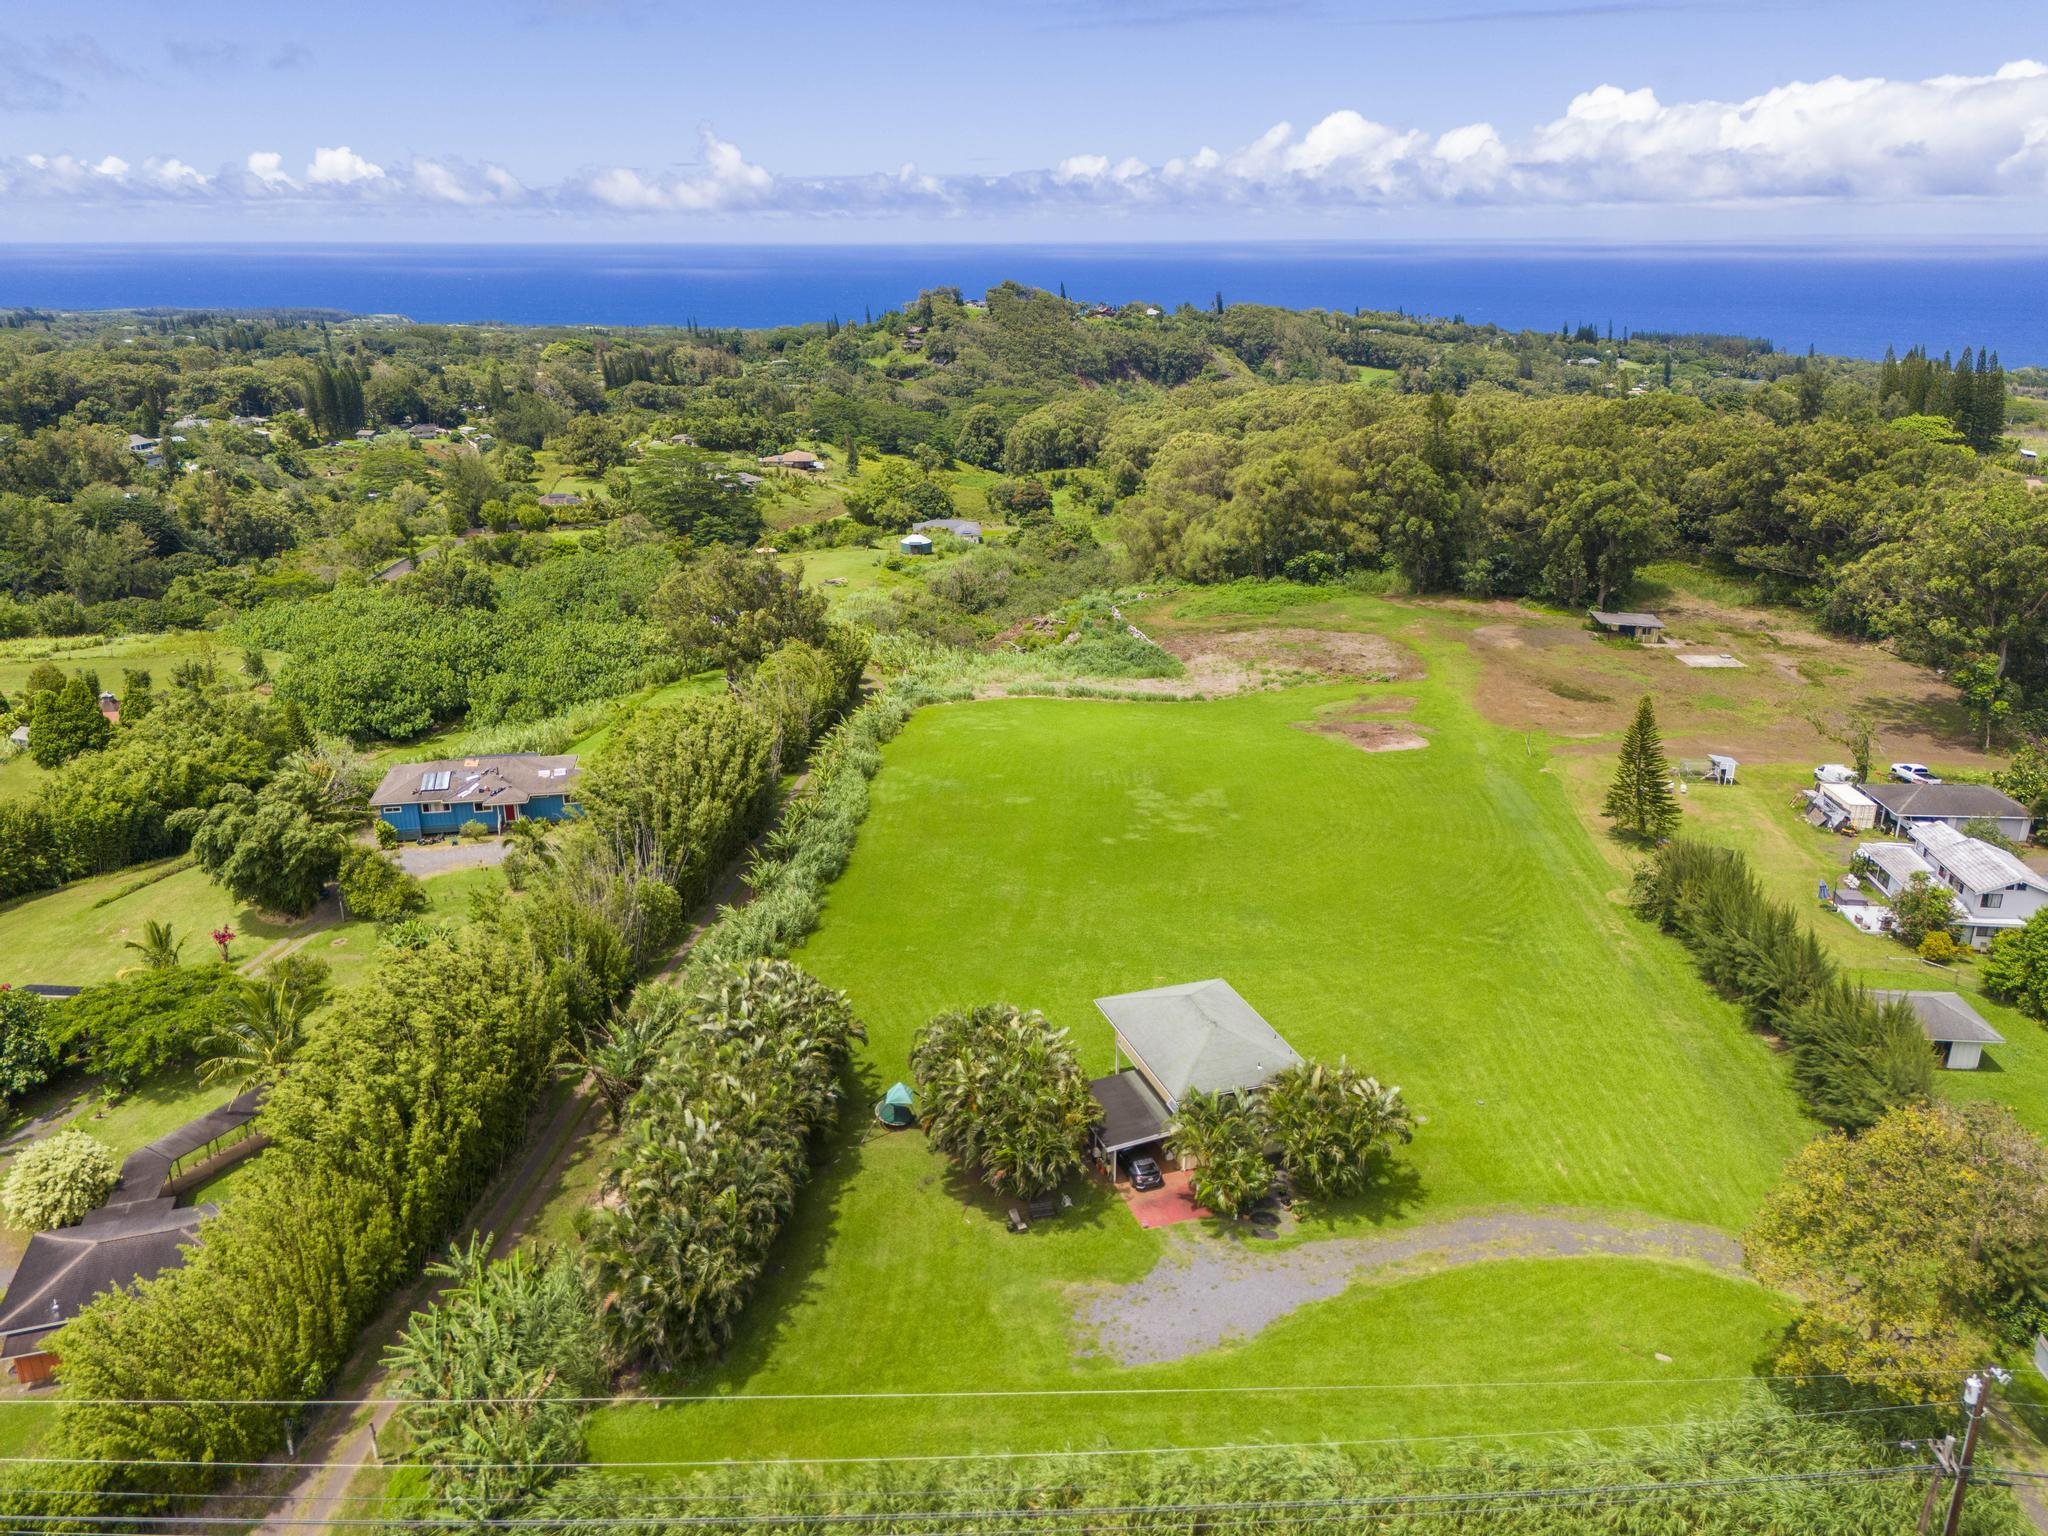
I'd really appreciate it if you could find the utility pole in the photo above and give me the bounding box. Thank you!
[1942,1367,2013,1536]
[1912,1435,1954,1536]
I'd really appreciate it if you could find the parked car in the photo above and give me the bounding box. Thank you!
[1129,1156,1165,1191]
[1890,762,1942,785]
[1813,764,1857,785]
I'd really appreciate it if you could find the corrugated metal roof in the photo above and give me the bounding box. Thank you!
[1095,980,1303,1107]
[1857,842,1932,882]
[1588,610,1663,627]
[1911,822,2048,895]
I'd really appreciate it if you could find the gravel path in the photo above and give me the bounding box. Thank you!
[1076,1209,1746,1366]
[396,838,508,877]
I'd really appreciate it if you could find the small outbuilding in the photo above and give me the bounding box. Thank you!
[876,1082,916,1129]
[1809,782,1876,831]
[537,492,583,509]
[899,533,934,556]
[1588,610,1665,641]
[1874,990,2006,1071]
[1706,754,1738,785]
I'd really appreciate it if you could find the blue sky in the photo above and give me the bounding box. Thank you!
[6,0,2048,240]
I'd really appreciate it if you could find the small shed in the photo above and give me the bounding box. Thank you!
[876,1082,915,1129]
[1810,782,1876,831]
[1588,610,1665,641]
[912,518,983,544]
[537,492,583,509]
[899,534,934,556]
[1706,754,1738,785]
[1874,990,2006,1071]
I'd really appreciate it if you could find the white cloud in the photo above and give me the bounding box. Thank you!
[246,150,294,188]
[8,61,2048,221]
[305,145,383,186]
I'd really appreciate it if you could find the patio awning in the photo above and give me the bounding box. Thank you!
[1089,1070,1172,1155]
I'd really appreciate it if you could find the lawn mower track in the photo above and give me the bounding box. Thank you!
[1076,1210,1746,1366]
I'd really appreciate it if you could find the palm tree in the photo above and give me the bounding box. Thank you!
[1169,1090,1271,1219]
[198,959,330,1087]
[910,1004,1101,1198]
[1263,1059,1414,1199]
[123,920,184,971]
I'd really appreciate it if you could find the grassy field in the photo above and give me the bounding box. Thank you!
[0,860,297,989]
[584,605,1818,1463]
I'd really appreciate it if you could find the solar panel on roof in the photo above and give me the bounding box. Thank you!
[420,770,452,792]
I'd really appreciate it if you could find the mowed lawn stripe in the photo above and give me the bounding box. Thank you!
[802,682,1807,1230]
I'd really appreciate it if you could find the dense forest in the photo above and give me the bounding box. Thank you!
[0,283,2040,768]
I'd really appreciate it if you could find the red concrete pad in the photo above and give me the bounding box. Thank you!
[1120,1168,1211,1229]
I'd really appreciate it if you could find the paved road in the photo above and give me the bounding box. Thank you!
[396,839,508,877]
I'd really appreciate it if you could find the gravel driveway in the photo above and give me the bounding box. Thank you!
[396,839,509,877]
[1075,1209,1746,1365]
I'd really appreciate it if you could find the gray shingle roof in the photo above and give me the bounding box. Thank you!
[1873,990,2006,1047]
[1588,610,1663,628]
[370,753,579,809]
[0,1204,211,1356]
[1862,781,2030,822]
[1095,980,1303,1107]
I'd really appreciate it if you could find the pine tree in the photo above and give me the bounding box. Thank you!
[1604,695,1680,843]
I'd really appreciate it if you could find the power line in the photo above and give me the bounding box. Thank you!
[0,1399,1932,1475]
[0,1368,1949,1411]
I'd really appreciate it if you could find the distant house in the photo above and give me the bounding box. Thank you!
[899,533,934,556]
[126,433,158,453]
[1861,781,2032,842]
[171,415,208,431]
[759,449,824,471]
[97,692,119,724]
[371,753,581,841]
[734,471,765,488]
[911,517,982,544]
[1088,979,1303,1182]
[1874,990,2006,1070]
[354,428,376,441]
[0,1089,264,1376]
[407,423,444,439]
[536,492,583,509]
[1587,609,1665,641]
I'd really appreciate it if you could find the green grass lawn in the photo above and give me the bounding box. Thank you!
[0,629,233,699]
[586,622,1814,1464]
[0,860,297,988]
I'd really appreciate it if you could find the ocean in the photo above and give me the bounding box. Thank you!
[0,242,2043,364]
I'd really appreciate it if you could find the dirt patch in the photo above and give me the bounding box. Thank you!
[1473,622,1585,652]
[1350,694,1416,714]
[1073,1210,1746,1366]
[1158,626,1423,693]
[1297,719,1428,753]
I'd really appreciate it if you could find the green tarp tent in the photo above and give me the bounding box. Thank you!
[876,1081,915,1129]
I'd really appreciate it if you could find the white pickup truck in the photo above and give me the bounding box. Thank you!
[1813,764,1857,785]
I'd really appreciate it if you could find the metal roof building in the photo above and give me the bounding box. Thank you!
[1873,989,2006,1071]
[1094,979,1303,1112]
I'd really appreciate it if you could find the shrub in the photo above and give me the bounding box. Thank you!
[3,1130,118,1230]
[911,1002,1101,1199]
[48,965,244,1090]
[374,818,399,849]
[0,988,59,1108]
[587,960,863,1366]
[1985,909,2048,1017]
[1919,929,1967,965]
[1633,840,1929,1128]
[1890,871,1961,950]
[1262,1059,1414,1199]
[1168,1090,1271,1219]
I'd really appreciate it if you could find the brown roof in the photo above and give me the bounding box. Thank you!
[760,450,823,467]
[370,753,579,809]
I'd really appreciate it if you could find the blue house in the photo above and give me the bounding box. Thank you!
[371,753,581,841]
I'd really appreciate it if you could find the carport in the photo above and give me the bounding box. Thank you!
[1087,1069,1171,1184]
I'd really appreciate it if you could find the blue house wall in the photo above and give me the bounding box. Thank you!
[377,793,579,842]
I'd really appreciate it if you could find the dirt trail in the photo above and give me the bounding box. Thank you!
[1076,1210,1746,1366]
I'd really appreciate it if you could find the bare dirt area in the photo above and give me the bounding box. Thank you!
[1296,718,1429,753]
[1445,594,1995,768]
[1073,1210,1745,1366]
[1157,626,1424,693]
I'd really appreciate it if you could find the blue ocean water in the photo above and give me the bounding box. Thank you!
[0,242,2043,364]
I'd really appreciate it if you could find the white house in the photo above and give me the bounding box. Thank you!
[1855,841,1935,899]
[1908,821,2048,948]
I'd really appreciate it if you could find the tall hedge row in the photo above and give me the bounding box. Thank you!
[17,926,568,1514]
[1632,840,1931,1128]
